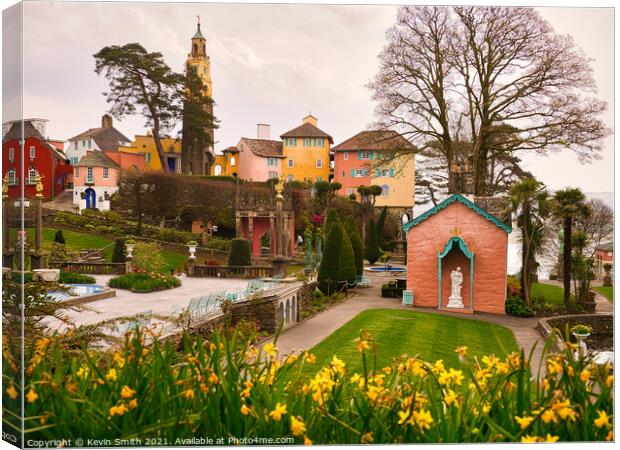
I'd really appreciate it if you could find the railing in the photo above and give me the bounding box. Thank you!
[52,261,126,275]
[190,265,273,279]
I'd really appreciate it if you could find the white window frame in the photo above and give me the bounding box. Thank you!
[86,167,94,183]
[230,156,236,166]
[145,153,151,163]
[381,184,389,197]
[103,167,109,179]
[343,152,348,161]
[316,138,324,147]
[268,157,276,166]
[288,159,294,168]
[268,171,278,179]
[303,138,311,147]
[6,169,16,185]
[28,167,37,184]
[361,151,370,160]
[8,148,14,161]
[316,159,322,169]
[287,138,296,146]
[29,146,36,159]
[355,169,364,177]
[74,141,78,150]
[71,157,78,165]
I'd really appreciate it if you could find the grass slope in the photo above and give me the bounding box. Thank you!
[531,283,564,306]
[9,228,186,272]
[593,286,613,302]
[300,309,518,376]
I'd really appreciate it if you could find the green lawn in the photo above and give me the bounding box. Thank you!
[593,286,613,302]
[9,228,186,273]
[531,282,564,306]
[296,309,518,376]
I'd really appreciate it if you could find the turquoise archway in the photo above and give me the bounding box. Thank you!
[437,236,474,310]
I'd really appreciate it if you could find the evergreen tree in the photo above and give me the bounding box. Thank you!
[344,216,364,276]
[339,228,357,286]
[318,224,344,296]
[53,230,65,245]
[323,207,340,237]
[376,206,388,247]
[228,238,252,266]
[111,238,126,263]
[365,218,380,264]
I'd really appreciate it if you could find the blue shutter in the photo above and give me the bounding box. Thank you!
[369,151,374,160]
[389,168,395,177]
[350,169,355,177]
[375,169,380,177]
[357,151,362,160]
[362,169,368,177]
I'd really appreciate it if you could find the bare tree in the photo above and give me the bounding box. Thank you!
[370,6,610,198]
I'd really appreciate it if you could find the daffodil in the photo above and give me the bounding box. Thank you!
[541,409,557,424]
[594,410,611,428]
[542,434,559,442]
[128,399,138,409]
[105,368,118,382]
[109,404,128,417]
[263,343,277,358]
[240,404,250,416]
[361,432,374,444]
[455,346,468,357]
[26,388,38,403]
[5,384,17,400]
[269,402,287,421]
[182,389,195,400]
[76,366,89,379]
[208,372,219,384]
[120,385,136,399]
[303,435,312,445]
[357,340,371,352]
[520,435,538,443]
[515,415,534,429]
[290,416,306,436]
[444,389,458,407]
[413,409,433,431]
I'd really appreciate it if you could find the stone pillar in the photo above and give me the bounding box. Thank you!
[30,176,44,270]
[2,183,13,269]
[248,215,254,256]
[125,242,134,273]
[186,258,196,277]
[235,214,242,238]
[269,215,276,257]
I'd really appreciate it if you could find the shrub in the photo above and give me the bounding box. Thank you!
[59,271,96,284]
[381,283,404,298]
[111,239,126,263]
[507,275,521,297]
[108,272,181,292]
[323,207,340,237]
[339,228,357,287]
[206,259,220,266]
[318,222,344,295]
[228,238,252,266]
[343,216,364,276]
[376,205,388,246]
[505,296,535,317]
[53,229,65,244]
[365,218,380,264]
[133,241,166,273]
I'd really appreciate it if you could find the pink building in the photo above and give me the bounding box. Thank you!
[235,129,284,182]
[105,150,145,172]
[72,151,121,211]
[405,194,511,315]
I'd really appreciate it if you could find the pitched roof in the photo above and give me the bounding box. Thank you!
[2,121,45,143]
[333,130,415,152]
[403,194,512,234]
[240,138,284,158]
[597,242,614,252]
[280,122,333,143]
[76,151,120,169]
[223,146,239,154]
[68,126,130,152]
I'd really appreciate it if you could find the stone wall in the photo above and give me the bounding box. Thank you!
[537,314,613,352]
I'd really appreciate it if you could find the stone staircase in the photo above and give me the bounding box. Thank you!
[43,190,78,213]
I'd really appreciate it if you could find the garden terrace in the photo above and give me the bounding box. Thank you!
[538,313,613,352]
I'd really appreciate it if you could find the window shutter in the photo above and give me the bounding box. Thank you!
[369,151,374,160]
[350,169,355,177]
[362,169,368,177]
[375,169,380,177]
[389,168,395,177]
[357,151,362,160]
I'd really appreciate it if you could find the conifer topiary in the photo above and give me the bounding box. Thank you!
[338,228,357,286]
[344,216,364,276]
[365,218,380,264]
[318,223,344,296]
[228,238,252,266]
[54,229,66,244]
[323,207,340,237]
[376,206,388,246]
[111,238,126,263]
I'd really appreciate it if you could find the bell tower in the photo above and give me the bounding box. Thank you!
[182,16,215,175]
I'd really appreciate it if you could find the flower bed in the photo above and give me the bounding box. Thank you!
[107,272,181,293]
[5,327,613,444]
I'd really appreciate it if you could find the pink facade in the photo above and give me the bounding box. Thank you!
[333,151,370,195]
[104,151,145,171]
[74,165,119,187]
[236,138,283,182]
[405,196,510,315]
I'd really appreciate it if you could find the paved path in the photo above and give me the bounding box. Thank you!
[538,280,614,314]
[271,282,545,370]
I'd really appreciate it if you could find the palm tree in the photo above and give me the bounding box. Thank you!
[553,188,587,307]
[507,178,550,306]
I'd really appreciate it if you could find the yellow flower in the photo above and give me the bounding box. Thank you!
[330,356,346,375]
[594,410,611,429]
[482,355,499,369]
[557,407,576,421]
[105,368,118,382]
[128,399,138,409]
[208,372,219,384]
[521,435,538,443]
[304,352,316,364]
[113,352,125,368]
[542,434,559,443]
[606,375,613,388]
[579,369,591,382]
[269,402,287,421]
[26,388,38,403]
[515,415,534,429]
[432,360,445,374]
[482,403,491,414]
[540,378,550,391]
[413,409,433,431]
[263,343,277,358]
[5,384,17,400]
[605,431,613,441]
[182,389,194,399]
[455,346,468,357]
[120,385,136,399]
[286,354,298,364]
[303,435,312,445]
[76,366,89,379]
[290,416,306,436]
[109,404,128,417]
[444,389,458,407]
[541,409,557,424]
[357,340,371,352]
[361,432,374,444]
[240,404,250,416]
[567,366,574,377]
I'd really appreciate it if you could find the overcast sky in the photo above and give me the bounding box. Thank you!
[2,1,614,193]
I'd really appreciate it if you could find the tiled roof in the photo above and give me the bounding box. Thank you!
[280,122,333,143]
[240,138,284,158]
[2,121,45,143]
[76,151,120,169]
[223,146,239,153]
[333,130,414,152]
[403,194,512,234]
[68,126,130,152]
[597,242,614,252]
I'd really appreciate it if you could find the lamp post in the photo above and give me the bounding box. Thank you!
[2,175,13,270]
[30,171,45,269]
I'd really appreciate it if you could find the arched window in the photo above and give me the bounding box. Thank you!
[381,184,389,196]
[213,165,222,176]
[402,213,410,225]
[230,156,236,166]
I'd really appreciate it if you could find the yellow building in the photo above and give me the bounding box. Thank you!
[280,115,333,182]
[211,146,240,177]
[118,135,182,173]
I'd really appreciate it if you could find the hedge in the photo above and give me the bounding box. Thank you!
[344,216,364,277]
[365,218,380,264]
[228,239,252,266]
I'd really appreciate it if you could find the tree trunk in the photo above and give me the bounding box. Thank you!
[152,125,170,174]
[562,216,572,307]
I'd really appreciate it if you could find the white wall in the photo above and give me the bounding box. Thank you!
[73,185,118,212]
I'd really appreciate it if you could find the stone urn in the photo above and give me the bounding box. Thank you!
[187,241,198,260]
[32,269,60,282]
[125,240,135,259]
[571,325,592,357]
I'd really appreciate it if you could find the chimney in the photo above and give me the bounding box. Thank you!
[303,114,317,126]
[102,114,113,128]
[257,123,270,139]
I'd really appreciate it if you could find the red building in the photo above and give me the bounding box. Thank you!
[2,120,73,200]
